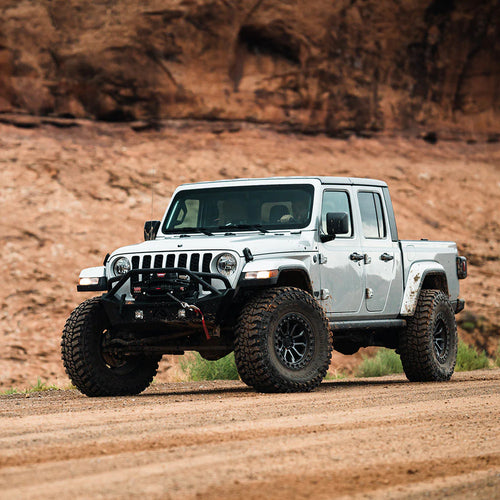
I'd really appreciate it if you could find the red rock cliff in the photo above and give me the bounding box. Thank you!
[0,0,499,136]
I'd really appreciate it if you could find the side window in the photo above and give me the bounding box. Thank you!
[358,192,386,239]
[321,191,352,237]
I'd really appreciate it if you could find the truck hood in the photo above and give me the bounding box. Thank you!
[110,231,317,259]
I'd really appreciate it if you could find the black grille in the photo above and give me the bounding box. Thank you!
[128,252,213,279]
[202,253,212,272]
[190,253,200,271]
[154,254,163,268]
[178,253,188,268]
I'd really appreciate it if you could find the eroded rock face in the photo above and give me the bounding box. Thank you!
[0,0,499,136]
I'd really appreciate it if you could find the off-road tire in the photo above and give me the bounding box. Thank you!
[61,297,159,396]
[234,287,332,392]
[399,289,457,382]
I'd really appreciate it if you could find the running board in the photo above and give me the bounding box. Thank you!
[329,319,406,331]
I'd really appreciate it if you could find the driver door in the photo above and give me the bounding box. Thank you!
[318,189,364,315]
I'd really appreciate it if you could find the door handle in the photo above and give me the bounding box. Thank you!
[350,252,364,262]
[380,253,394,261]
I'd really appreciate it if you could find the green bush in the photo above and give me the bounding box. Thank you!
[455,341,490,371]
[355,349,403,378]
[180,352,239,381]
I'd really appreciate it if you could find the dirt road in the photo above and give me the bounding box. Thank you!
[1,370,499,499]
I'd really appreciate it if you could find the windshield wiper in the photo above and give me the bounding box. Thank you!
[168,227,214,236]
[218,224,268,234]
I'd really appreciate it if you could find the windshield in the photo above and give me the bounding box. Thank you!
[162,184,315,234]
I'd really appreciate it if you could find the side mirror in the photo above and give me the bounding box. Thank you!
[327,212,349,235]
[144,220,161,241]
[320,212,349,242]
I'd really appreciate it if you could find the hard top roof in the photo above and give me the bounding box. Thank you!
[178,176,388,188]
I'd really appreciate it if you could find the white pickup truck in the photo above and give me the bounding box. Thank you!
[62,176,467,396]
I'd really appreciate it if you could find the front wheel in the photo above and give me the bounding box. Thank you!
[234,287,332,392]
[399,289,458,382]
[61,297,159,396]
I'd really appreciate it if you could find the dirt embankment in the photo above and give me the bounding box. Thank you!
[0,0,499,138]
[0,119,498,390]
[1,370,499,499]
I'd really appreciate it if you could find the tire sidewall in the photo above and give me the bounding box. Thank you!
[264,290,330,385]
[426,294,457,377]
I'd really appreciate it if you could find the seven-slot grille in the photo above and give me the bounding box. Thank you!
[130,252,213,282]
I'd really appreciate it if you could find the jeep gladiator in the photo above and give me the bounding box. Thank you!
[62,177,467,395]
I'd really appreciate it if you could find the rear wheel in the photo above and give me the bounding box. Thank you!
[234,287,332,392]
[61,297,159,396]
[399,289,457,382]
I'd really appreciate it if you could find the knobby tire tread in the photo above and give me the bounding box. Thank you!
[61,297,159,396]
[234,287,332,393]
[399,289,457,382]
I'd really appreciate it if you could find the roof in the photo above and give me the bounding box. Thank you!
[178,176,388,189]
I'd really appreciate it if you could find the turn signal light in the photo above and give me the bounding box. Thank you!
[79,277,99,286]
[244,270,279,280]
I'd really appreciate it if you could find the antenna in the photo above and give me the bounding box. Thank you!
[151,167,155,220]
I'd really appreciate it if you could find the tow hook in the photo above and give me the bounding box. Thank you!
[180,301,211,340]
[165,292,211,340]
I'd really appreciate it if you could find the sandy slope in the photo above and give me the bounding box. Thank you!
[0,370,499,499]
[0,119,499,389]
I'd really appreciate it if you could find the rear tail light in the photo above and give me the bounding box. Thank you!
[456,256,467,279]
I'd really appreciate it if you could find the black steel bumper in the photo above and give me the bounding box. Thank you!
[100,267,234,335]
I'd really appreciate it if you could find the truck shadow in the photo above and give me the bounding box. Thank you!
[139,378,412,398]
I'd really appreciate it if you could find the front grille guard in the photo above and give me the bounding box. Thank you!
[105,267,232,300]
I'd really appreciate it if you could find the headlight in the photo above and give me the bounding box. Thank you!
[216,253,237,276]
[112,257,131,276]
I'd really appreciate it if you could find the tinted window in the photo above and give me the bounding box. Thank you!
[358,192,386,239]
[321,191,352,237]
[162,184,314,233]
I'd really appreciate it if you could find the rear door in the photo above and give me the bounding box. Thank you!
[355,188,401,314]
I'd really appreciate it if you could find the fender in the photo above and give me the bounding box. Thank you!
[400,261,447,316]
[239,258,311,289]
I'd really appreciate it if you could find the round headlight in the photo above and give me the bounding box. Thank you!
[112,257,131,276]
[216,253,237,276]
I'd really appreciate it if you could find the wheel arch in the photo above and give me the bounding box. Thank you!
[239,258,313,294]
[277,268,313,294]
[400,261,449,316]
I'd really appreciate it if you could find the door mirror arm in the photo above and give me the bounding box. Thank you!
[320,231,336,243]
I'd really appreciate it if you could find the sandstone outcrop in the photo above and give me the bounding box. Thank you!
[0,0,499,137]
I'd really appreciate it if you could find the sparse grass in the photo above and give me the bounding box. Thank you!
[325,370,347,380]
[354,341,492,379]
[455,341,490,371]
[1,377,62,395]
[355,348,403,378]
[180,352,239,381]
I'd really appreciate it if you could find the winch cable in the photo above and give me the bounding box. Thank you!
[165,292,211,340]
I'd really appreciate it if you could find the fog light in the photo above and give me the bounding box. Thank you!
[135,310,144,320]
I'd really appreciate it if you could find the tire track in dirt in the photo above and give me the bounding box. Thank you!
[1,371,499,499]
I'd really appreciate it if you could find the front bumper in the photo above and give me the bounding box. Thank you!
[101,267,234,336]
